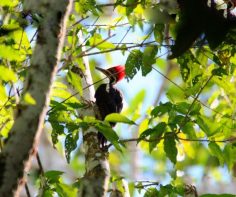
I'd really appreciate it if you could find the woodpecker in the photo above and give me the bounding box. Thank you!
[95,65,125,146]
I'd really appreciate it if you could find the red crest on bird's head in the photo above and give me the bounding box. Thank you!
[96,65,125,84]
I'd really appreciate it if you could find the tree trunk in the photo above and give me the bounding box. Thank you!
[77,31,110,197]
[0,0,72,196]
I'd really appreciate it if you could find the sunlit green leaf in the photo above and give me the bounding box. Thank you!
[88,33,115,50]
[196,115,220,137]
[0,65,17,82]
[223,144,236,170]
[105,113,136,125]
[75,0,99,15]
[181,122,197,138]
[126,0,138,15]
[166,85,186,102]
[45,170,64,183]
[67,70,83,95]
[96,124,122,151]
[0,44,25,61]
[208,142,224,165]
[23,92,36,105]
[0,0,18,7]
[55,183,78,197]
[0,84,7,105]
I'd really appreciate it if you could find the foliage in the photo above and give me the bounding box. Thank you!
[0,0,236,196]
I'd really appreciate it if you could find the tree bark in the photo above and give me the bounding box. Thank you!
[0,0,72,196]
[77,32,110,197]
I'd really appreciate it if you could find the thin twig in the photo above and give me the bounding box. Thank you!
[117,135,236,145]
[152,67,232,120]
[178,75,214,131]
[71,16,89,27]
[36,153,44,175]
[30,30,38,43]
[97,2,142,8]
[78,34,116,57]
[77,42,157,58]
[116,26,131,48]
[0,85,13,112]
[177,136,236,143]
[83,19,146,28]
[47,76,108,114]
[24,183,31,197]
[135,183,159,188]
[18,29,24,50]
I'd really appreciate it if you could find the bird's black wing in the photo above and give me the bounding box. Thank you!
[95,84,118,120]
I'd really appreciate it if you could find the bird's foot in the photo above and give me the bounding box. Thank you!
[80,97,94,108]
[100,144,109,152]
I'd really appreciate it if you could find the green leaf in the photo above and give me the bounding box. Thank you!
[0,0,18,7]
[174,102,201,115]
[196,115,220,137]
[151,102,173,117]
[23,92,36,105]
[65,132,78,163]
[0,66,17,82]
[144,187,159,197]
[154,24,165,43]
[105,113,136,125]
[223,144,236,170]
[208,142,224,165]
[96,124,122,151]
[67,70,83,95]
[177,51,195,82]
[142,45,158,76]
[149,122,166,153]
[166,85,186,103]
[45,170,64,183]
[181,122,197,138]
[125,49,143,80]
[51,88,71,99]
[0,84,8,105]
[49,111,73,124]
[75,0,99,16]
[50,123,64,144]
[200,194,236,197]
[55,183,78,197]
[164,133,177,164]
[0,44,25,61]
[88,33,115,50]
[139,128,154,141]
[159,184,174,196]
[126,0,138,15]
[50,100,67,111]
[184,81,202,97]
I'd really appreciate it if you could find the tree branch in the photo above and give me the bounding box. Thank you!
[118,135,236,144]
[76,31,110,197]
[0,0,72,196]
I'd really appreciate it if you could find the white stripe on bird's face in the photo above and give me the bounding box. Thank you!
[105,83,110,92]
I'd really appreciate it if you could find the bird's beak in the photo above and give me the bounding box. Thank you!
[95,67,116,82]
